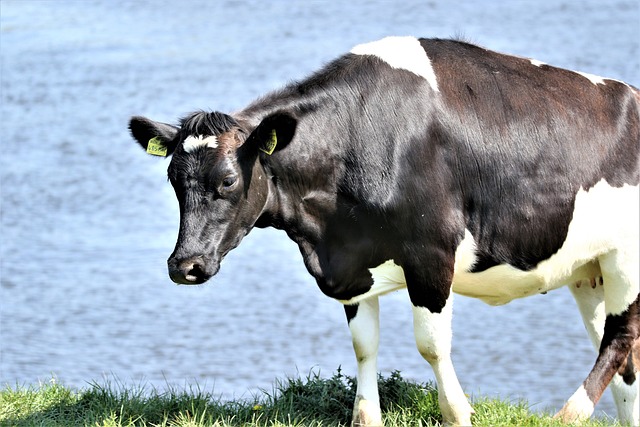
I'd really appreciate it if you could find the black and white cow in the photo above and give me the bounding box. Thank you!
[130,37,640,426]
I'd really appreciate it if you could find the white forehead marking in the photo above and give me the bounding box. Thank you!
[350,36,439,92]
[183,135,218,153]
[530,58,546,67]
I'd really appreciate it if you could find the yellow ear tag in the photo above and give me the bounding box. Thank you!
[146,136,168,157]
[259,129,277,155]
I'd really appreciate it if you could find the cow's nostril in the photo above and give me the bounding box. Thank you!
[185,263,206,282]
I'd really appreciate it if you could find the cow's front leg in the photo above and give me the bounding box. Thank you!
[412,294,474,426]
[346,297,383,427]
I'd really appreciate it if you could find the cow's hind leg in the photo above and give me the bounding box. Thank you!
[412,295,474,426]
[346,297,383,427]
[559,253,640,425]
[569,280,640,425]
[611,346,640,426]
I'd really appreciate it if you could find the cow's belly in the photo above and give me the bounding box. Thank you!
[451,259,601,306]
[338,257,600,307]
[338,180,637,307]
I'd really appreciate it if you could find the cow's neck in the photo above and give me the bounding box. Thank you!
[240,94,375,285]
[267,155,336,242]
[260,140,341,281]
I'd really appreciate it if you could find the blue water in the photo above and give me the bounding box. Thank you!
[1,0,638,419]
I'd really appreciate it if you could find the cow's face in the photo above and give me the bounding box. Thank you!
[165,128,271,285]
[129,111,294,284]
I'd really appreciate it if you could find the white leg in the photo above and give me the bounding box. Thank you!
[611,374,639,426]
[569,280,639,426]
[348,297,382,427]
[569,278,606,349]
[412,294,473,426]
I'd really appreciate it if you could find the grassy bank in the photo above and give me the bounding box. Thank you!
[1,370,620,427]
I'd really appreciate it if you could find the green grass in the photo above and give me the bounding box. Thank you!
[0,370,621,427]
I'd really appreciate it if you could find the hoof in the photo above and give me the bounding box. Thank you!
[351,396,383,427]
[351,412,383,427]
[554,400,593,424]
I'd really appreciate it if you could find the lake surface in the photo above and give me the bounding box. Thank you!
[1,0,638,419]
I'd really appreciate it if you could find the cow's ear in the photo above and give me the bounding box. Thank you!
[129,116,179,157]
[244,111,297,156]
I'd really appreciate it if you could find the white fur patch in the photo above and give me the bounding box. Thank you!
[338,260,406,305]
[570,283,606,348]
[569,181,638,315]
[610,375,640,424]
[454,229,477,273]
[183,135,218,153]
[575,71,606,85]
[558,385,595,422]
[350,36,439,92]
[412,298,474,425]
[530,59,628,87]
[348,298,382,425]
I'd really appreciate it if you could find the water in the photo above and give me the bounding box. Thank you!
[1,0,638,418]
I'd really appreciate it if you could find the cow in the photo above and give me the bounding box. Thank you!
[129,37,640,426]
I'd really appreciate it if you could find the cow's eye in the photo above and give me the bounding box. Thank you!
[221,175,238,189]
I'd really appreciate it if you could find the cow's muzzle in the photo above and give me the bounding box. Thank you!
[168,256,217,285]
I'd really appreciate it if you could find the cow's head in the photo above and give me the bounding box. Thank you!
[129,111,296,284]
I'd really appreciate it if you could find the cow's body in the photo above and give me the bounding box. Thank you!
[130,37,640,426]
